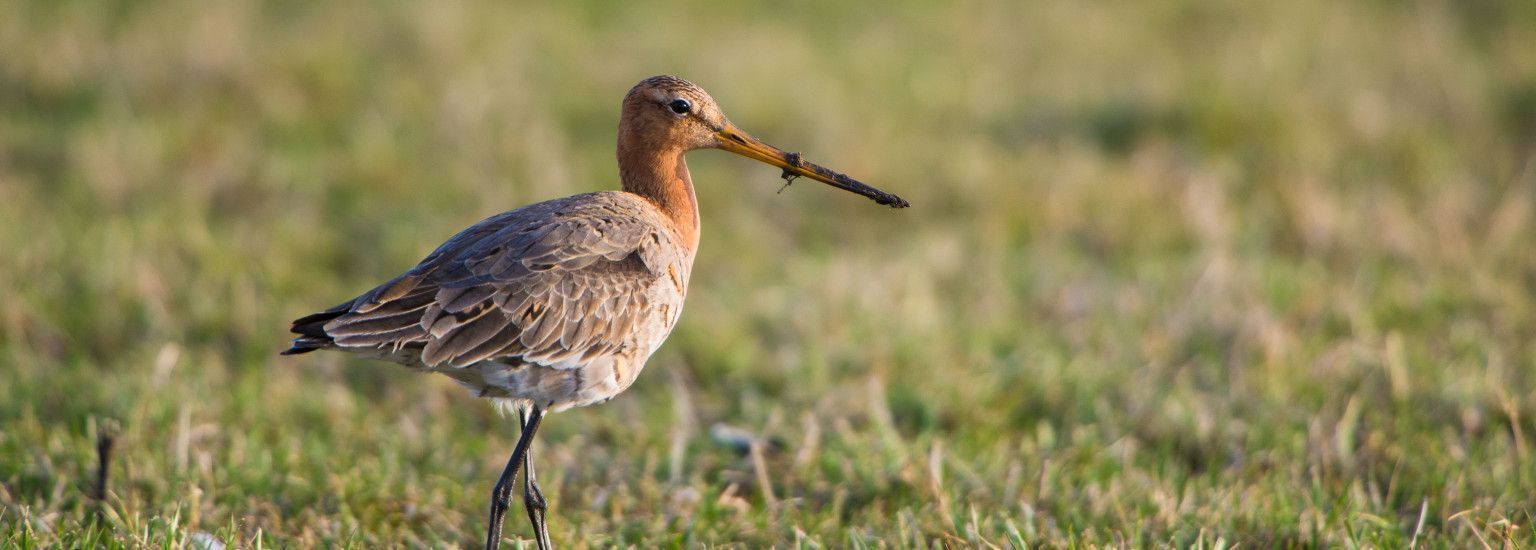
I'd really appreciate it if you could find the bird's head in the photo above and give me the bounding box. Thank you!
[620,75,909,208]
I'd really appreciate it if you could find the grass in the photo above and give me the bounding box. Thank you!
[2,0,1535,546]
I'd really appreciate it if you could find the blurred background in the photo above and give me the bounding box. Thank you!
[2,0,1534,546]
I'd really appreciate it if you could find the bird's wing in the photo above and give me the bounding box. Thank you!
[300,193,681,369]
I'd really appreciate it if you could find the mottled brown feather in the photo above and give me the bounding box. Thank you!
[295,191,690,375]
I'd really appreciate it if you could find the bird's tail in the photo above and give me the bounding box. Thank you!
[280,303,352,355]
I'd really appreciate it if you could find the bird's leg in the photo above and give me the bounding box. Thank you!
[521,407,552,550]
[486,403,545,550]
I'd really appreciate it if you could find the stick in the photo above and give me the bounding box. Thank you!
[94,420,119,522]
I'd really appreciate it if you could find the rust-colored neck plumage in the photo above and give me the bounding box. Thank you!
[617,133,700,249]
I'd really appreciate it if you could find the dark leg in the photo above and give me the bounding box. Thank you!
[521,407,552,550]
[486,403,545,550]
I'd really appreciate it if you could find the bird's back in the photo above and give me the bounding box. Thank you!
[284,190,695,411]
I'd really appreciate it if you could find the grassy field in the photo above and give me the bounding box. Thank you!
[3,0,1535,547]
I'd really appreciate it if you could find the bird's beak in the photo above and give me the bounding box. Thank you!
[714,123,910,208]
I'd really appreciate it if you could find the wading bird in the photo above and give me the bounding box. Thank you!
[282,75,907,549]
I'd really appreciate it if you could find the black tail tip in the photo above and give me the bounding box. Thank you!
[280,343,322,356]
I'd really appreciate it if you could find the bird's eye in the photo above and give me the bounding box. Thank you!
[668,98,691,115]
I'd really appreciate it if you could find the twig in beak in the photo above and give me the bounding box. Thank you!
[777,152,803,194]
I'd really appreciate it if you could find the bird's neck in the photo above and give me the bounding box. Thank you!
[618,139,700,249]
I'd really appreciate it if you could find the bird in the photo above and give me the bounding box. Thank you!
[281,75,908,549]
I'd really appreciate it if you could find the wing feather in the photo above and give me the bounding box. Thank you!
[291,192,685,370]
